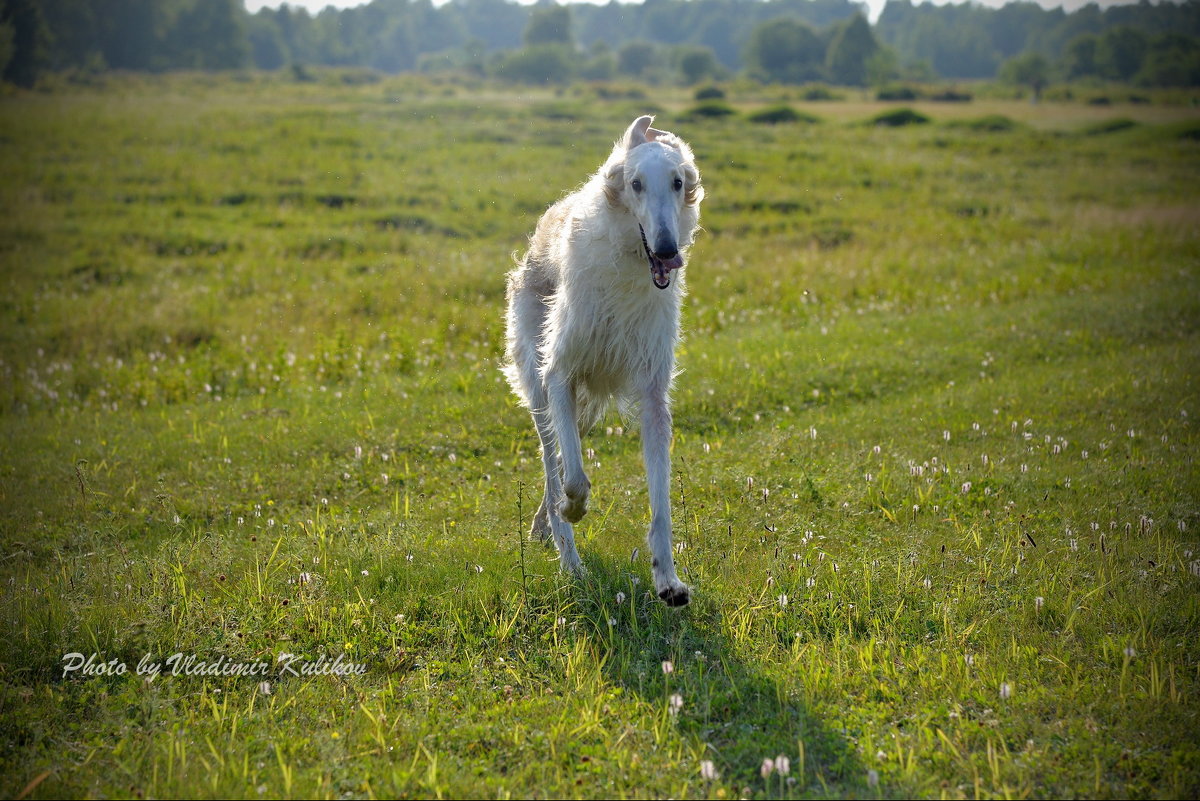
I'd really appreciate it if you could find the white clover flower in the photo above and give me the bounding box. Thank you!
[258,681,272,696]
[760,758,775,778]
[775,755,790,775]
[661,660,674,675]
[616,591,626,604]
[1000,682,1012,700]
[669,693,683,715]
[778,594,788,608]
[700,760,718,780]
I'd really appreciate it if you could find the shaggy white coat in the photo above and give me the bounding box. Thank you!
[503,116,703,606]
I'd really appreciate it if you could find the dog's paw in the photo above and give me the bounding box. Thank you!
[559,480,590,523]
[656,579,690,608]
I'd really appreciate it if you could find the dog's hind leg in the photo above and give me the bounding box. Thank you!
[641,379,690,606]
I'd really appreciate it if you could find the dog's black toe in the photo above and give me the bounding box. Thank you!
[659,586,690,607]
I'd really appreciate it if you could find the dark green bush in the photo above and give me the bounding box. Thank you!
[746,104,820,124]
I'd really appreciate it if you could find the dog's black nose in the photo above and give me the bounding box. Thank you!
[654,243,679,261]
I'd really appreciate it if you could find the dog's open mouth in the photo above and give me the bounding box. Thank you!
[640,225,683,289]
[649,252,684,289]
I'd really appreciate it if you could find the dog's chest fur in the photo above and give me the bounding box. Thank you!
[542,208,683,398]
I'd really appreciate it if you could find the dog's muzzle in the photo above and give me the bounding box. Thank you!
[639,225,683,289]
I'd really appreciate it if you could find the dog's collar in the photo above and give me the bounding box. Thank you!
[639,224,675,290]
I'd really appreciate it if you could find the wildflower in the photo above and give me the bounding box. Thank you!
[806,577,816,588]
[778,594,788,608]
[867,769,879,787]
[943,430,951,442]
[607,617,616,626]
[616,591,626,604]
[1124,646,1137,659]
[1035,596,1044,610]
[760,758,775,778]
[923,577,932,591]
[775,755,790,775]
[475,565,483,574]
[556,617,566,627]
[258,681,272,696]
[361,569,369,576]
[1000,682,1012,700]
[965,654,974,666]
[662,660,674,675]
[298,572,312,585]
[669,693,683,715]
[961,481,972,494]
[700,760,718,780]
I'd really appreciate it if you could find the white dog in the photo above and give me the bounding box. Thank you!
[503,115,703,606]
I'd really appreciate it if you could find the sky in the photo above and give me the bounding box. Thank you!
[242,0,1146,26]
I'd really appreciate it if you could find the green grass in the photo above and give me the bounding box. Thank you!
[1,72,1199,799]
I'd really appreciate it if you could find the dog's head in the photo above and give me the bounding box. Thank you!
[604,116,703,288]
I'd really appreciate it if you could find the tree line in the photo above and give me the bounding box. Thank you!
[3,0,1198,88]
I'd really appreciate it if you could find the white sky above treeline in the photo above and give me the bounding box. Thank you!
[242,0,1147,27]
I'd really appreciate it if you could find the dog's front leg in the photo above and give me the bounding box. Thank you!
[641,383,690,607]
[544,369,587,572]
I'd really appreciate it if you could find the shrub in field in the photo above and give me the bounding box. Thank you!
[870,107,930,126]
[746,104,819,124]
[694,85,726,101]
[928,88,973,102]
[876,84,919,101]
[1084,117,1137,135]
[952,114,1021,132]
[802,84,841,100]
[682,100,737,120]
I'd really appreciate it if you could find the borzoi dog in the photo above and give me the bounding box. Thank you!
[503,115,703,606]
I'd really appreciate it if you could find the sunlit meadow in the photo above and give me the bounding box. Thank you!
[1,71,1198,798]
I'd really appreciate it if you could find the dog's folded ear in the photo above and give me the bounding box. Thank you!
[622,115,654,150]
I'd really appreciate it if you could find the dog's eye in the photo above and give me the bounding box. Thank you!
[631,179,642,193]
[673,177,683,192]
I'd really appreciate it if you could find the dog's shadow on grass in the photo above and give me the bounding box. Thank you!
[563,552,867,793]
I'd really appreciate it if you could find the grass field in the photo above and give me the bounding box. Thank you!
[1,72,1199,798]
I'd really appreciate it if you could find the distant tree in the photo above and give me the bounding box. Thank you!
[1000,50,1051,101]
[1096,25,1148,81]
[1060,33,1099,79]
[865,46,899,88]
[743,17,824,83]
[617,40,659,78]
[493,43,573,83]
[1133,33,1200,87]
[523,5,571,48]
[673,44,722,85]
[825,13,879,86]
[1,0,49,86]
[170,0,249,70]
[248,12,289,70]
[39,0,104,70]
[579,40,616,80]
[0,20,13,78]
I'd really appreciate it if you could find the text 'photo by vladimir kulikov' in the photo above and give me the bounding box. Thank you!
[1,0,1199,798]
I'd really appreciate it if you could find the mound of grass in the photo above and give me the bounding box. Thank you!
[1084,117,1138,135]
[681,100,737,120]
[801,84,840,101]
[876,84,920,101]
[928,88,973,102]
[746,104,819,125]
[693,85,725,101]
[950,114,1021,132]
[870,107,931,127]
